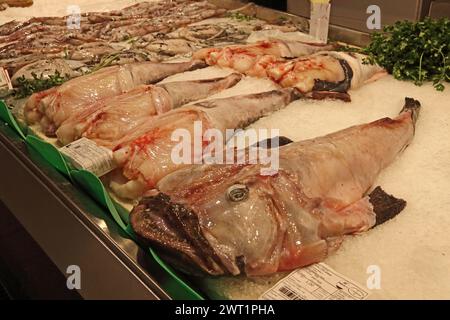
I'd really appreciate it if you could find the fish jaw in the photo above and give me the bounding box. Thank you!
[130,192,229,276]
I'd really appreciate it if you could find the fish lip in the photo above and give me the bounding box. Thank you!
[130,192,228,276]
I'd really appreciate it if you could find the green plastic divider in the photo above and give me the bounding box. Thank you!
[126,225,204,300]
[0,99,204,300]
[114,202,131,226]
[0,100,26,139]
[26,135,72,178]
[149,248,204,300]
[71,170,128,232]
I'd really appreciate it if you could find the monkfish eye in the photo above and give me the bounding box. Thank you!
[226,184,249,202]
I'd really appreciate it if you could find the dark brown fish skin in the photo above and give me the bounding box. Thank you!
[130,193,227,276]
[369,186,407,227]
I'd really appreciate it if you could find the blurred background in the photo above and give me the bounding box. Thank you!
[254,0,450,32]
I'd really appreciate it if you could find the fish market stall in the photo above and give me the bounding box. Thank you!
[0,0,449,300]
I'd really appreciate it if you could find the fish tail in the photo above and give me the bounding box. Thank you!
[189,59,208,70]
[401,97,421,127]
[369,186,407,227]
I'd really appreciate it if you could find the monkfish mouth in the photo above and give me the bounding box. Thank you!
[129,192,230,276]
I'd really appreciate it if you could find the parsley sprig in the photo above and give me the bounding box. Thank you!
[228,12,255,22]
[14,71,69,99]
[362,18,450,91]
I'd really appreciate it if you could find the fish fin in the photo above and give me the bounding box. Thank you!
[369,186,407,227]
[277,240,328,272]
[319,196,376,237]
[401,97,421,127]
[189,59,208,70]
[254,136,293,149]
[326,236,344,254]
[309,91,351,102]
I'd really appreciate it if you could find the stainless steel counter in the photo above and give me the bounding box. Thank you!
[0,121,171,299]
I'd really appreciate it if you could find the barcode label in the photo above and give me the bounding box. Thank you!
[59,137,116,176]
[259,263,370,300]
[278,286,301,300]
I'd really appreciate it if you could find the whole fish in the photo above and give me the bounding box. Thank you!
[110,89,301,200]
[55,73,242,146]
[194,39,335,62]
[24,60,206,136]
[195,47,386,101]
[130,98,420,276]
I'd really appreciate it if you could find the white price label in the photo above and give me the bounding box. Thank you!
[59,137,116,176]
[259,263,370,300]
[309,2,331,44]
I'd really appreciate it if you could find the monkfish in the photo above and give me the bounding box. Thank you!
[24,60,206,136]
[195,47,386,101]
[110,88,301,200]
[130,98,420,276]
[194,39,335,61]
[55,73,242,146]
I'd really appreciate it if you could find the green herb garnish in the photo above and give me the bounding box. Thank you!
[228,12,255,22]
[90,53,120,73]
[14,71,69,98]
[361,18,450,91]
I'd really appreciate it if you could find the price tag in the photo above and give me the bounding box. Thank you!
[59,137,116,176]
[259,263,370,300]
[309,0,331,44]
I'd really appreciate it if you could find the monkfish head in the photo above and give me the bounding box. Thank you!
[130,158,307,277]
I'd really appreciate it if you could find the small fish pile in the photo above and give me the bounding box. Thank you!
[0,0,303,91]
[0,0,227,81]
[130,98,421,276]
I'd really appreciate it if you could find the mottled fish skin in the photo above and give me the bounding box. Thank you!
[55,73,242,146]
[110,89,300,200]
[130,98,420,276]
[23,60,207,136]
